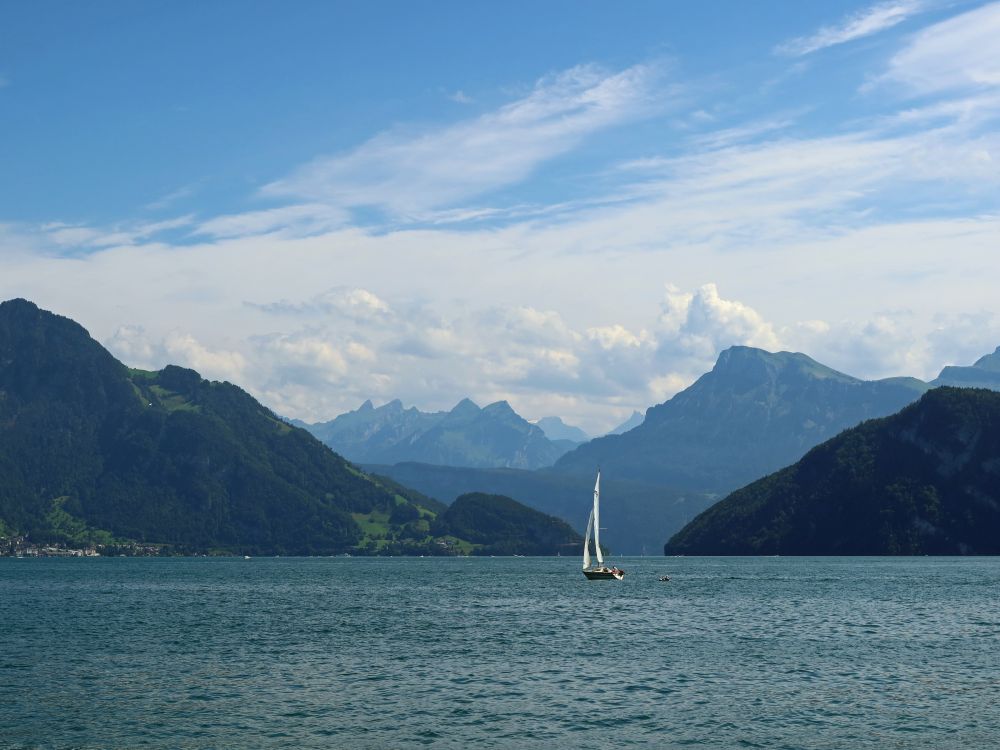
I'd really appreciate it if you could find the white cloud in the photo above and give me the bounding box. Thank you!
[261,63,665,217]
[5,41,1000,434]
[42,216,194,250]
[881,2,1000,94]
[448,90,474,104]
[195,203,348,239]
[776,0,924,57]
[250,286,392,321]
[107,325,158,368]
[145,183,200,211]
[162,332,247,383]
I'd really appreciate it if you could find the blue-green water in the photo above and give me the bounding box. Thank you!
[2,556,999,749]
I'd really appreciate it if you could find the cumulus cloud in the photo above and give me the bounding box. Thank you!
[162,332,247,384]
[6,35,1000,434]
[261,63,665,218]
[776,0,924,57]
[106,325,158,369]
[251,286,392,320]
[238,283,790,432]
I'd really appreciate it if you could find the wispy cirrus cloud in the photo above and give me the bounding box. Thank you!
[260,63,667,219]
[880,1,1000,94]
[194,203,348,239]
[41,215,194,251]
[776,0,925,57]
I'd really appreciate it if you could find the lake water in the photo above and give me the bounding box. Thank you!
[2,556,999,749]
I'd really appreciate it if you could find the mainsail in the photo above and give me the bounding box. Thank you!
[593,471,604,566]
[582,509,593,570]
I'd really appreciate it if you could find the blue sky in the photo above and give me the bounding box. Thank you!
[2,1,999,431]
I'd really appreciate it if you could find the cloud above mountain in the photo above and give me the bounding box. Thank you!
[2,4,1000,432]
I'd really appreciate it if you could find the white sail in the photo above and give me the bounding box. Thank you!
[593,471,604,566]
[583,509,593,570]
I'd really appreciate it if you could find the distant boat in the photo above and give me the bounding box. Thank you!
[582,470,624,581]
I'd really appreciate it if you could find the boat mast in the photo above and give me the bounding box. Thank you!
[593,470,604,567]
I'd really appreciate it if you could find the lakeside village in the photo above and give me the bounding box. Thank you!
[1,534,161,558]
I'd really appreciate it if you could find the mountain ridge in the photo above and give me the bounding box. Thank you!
[300,397,573,469]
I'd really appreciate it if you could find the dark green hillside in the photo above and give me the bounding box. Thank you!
[433,492,582,556]
[665,387,1000,555]
[0,300,443,554]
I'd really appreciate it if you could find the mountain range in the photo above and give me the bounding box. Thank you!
[665,387,1000,555]
[297,398,575,469]
[301,344,1000,499]
[330,344,1000,552]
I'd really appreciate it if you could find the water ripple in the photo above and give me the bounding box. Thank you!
[2,556,1000,748]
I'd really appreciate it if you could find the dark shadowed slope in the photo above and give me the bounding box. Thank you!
[432,492,583,556]
[666,387,1000,555]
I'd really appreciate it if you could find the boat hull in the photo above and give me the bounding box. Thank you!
[583,567,624,580]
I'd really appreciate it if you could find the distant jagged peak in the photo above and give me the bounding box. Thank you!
[352,398,406,414]
[449,397,481,416]
[536,416,591,442]
[482,399,516,415]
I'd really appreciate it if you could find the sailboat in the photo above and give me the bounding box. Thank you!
[582,470,624,580]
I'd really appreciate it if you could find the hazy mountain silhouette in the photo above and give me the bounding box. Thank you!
[534,416,589,443]
[933,346,1000,390]
[553,346,930,493]
[301,398,573,469]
